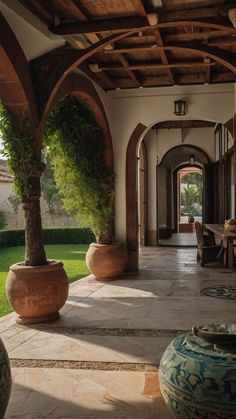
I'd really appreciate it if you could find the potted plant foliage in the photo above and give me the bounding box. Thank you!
[0,102,69,323]
[45,95,127,280]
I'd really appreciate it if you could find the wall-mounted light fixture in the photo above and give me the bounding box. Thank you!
[189,155,195,166]
[174,100,187,116]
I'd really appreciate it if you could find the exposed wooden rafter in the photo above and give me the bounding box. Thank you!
[89,60,216,72]
[50,16,148,35]
[50,18,236,36]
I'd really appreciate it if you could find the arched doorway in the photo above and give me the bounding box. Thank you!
[178,167,203,227]
[157,144,210,246]
[126,119,233,270]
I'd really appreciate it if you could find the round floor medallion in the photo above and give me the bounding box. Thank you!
[201,285,236,300]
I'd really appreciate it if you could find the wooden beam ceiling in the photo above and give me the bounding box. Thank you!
[18,0,236,90]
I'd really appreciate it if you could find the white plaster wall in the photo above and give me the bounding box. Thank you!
[144,130,157,232]
[110,83,234,241]
[157,129,182,163]
[157,127,214,162]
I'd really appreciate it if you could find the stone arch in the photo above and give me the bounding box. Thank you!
[0,13,38,130]
[36,72,113,172]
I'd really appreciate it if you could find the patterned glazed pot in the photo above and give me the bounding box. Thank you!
[0,338,11,418]
[159,332,236,419]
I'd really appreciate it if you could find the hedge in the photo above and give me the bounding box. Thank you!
[0,228,95,249]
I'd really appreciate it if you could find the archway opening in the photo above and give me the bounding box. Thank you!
[128,118,234,270]
[179,167,203,226]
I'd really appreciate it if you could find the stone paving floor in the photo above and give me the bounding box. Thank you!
[159,232,197,246]
[2,246,236,418]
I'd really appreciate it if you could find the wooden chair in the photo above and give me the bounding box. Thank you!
[195,221,224,267]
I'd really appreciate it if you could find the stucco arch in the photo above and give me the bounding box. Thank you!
[160,144,211,168]
[36,72,113,172]
[0,13,38,128]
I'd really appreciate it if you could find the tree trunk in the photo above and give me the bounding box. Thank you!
[23,175,47,266]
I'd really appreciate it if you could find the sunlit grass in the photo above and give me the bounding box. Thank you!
[0,244,89,317]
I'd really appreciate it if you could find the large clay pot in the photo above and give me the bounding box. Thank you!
[86,242,128,280]
[0,338,11,418]
[159,332,236,419]
[6,261,69,324]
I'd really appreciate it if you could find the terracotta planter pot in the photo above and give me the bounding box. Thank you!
[86,242,128,280]
[6,261,69,324]
[0,338,11,418]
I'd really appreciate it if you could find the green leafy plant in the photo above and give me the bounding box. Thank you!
[0,102,38,200]
[41,155,61,215]
[0,209,7,230]
[44,95,114,244]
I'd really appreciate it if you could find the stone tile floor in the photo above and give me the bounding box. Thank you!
[159,232,197,247]
[2,246,236,418]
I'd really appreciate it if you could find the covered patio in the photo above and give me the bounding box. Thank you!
[1,247,236,418]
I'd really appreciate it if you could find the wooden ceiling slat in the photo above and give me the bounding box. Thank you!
[130,0,146,17]
[157,5,233,23]
[92,60,216,71]
[163,30,234,43]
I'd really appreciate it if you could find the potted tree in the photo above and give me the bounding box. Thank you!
[45,95,127,280]
[0,102,69,324]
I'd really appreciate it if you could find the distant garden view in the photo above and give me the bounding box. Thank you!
[180,172,203,220]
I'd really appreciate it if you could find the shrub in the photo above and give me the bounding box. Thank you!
[0,227,95,249]
[0,210,7,229]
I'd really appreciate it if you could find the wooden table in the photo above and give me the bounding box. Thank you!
[205,224,236,271]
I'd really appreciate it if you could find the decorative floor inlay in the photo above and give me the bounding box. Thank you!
[10,359,158,371]
[201,285,236,299]
[19,325,186,337]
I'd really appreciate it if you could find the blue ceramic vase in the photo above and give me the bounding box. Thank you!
[159,332,236,419]
[0,338,11,418]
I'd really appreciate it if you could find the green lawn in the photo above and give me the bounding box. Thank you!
[0,244,89,318]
